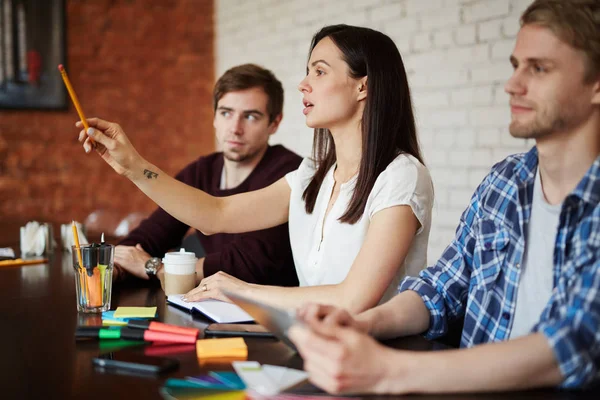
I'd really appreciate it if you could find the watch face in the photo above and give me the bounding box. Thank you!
[146,258,159,275]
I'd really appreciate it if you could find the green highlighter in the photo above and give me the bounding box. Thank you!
[98,233,111,290]
[76,326,122,340]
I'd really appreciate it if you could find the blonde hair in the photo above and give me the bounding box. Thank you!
[521,0,600,81]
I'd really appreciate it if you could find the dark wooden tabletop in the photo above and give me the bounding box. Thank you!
[0,247,598,399]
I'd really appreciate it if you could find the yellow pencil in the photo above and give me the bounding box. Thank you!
[71,220,84,268]
[0,258,48,268]
[58,64,94,144]
[72,221,87,301]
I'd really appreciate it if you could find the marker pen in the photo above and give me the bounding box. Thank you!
[76,326,122,340]
[120,327,197,344]
[127,320,199,338]
[76,326,196,344]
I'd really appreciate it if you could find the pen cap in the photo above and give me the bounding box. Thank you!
[120,327,147,341]
[80,243,114,276]
[162,248,197,275]
[82,244,99,272]
[98,243,113,266]
[75,326,121,340]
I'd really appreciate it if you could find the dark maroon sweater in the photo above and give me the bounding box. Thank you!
[119,145,302,286]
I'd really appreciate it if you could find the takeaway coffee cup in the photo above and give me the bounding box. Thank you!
[163,248,197,295]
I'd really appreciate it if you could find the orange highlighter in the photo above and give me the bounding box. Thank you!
[72,221,102,307]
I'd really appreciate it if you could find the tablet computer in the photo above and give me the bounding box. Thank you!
[222,290,298,351]
[204,323,276,339]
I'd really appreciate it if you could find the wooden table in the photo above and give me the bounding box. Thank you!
[0,249,598,399]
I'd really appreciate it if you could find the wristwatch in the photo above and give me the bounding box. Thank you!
[144,257,162,277]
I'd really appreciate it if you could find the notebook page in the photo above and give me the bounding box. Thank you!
[167,295,253,323]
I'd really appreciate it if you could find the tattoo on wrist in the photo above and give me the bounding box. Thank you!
[143,169,158,179]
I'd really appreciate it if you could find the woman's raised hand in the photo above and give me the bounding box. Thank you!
[77,117,145,180]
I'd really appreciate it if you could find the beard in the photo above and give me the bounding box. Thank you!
[509,102,572,139]
[222,146,262,163]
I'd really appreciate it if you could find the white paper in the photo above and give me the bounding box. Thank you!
[263,364,308,391]
[232,361,308,396]
[233,361,280,396]
[166,294,253,323]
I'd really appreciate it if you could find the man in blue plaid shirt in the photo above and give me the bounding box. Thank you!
[289,0,600,395]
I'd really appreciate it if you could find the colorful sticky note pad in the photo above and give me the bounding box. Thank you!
[102,310,147,326]
[196,338,247,359]
[113,306,157,319]
[160,386,246,400]
[184,375,232,390]
[209,372,246,390]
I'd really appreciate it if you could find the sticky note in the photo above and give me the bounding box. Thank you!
[102,310,147,325]
[102,319,128,326]
[196,338,247,359]
[113,306,157,318]
[198,356,248,368]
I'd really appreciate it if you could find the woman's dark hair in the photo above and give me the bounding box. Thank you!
[302,24,424,224]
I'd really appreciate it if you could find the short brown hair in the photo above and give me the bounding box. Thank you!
[521,0,600,82]
[212,64,284,122]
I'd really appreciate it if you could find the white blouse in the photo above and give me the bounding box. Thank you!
[285,153,434,304]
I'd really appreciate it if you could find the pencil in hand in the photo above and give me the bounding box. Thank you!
[58,64,94,145]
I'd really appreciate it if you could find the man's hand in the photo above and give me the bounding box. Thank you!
[289,319,399,394]
[114,244,153,280]
[296,303,370,334]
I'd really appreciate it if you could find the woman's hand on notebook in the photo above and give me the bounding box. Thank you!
[183,271,250,303]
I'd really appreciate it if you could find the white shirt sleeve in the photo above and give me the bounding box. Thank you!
[367,155,433,235]
[285,157,316,189]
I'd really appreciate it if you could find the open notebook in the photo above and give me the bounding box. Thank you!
[166,294,253,323]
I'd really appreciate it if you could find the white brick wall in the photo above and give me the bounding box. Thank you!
[216,0,534,263]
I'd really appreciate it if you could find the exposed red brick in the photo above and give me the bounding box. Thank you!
[0,0,215,234]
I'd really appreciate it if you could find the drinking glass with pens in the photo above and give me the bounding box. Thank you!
[72,223,114,313]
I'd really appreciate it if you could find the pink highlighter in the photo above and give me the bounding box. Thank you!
[120,327,197,344]
[127,320,199,338]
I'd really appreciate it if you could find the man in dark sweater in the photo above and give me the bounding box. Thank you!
[114,64,302,287]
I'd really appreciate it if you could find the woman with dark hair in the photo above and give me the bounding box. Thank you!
[77,24,434,313]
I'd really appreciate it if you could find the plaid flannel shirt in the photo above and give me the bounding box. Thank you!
[399,146,600,388]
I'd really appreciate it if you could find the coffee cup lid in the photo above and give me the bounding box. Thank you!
[162,248,197,264]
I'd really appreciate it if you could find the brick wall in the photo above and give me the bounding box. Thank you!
[0,0,214,232]
[216,0,534,262]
